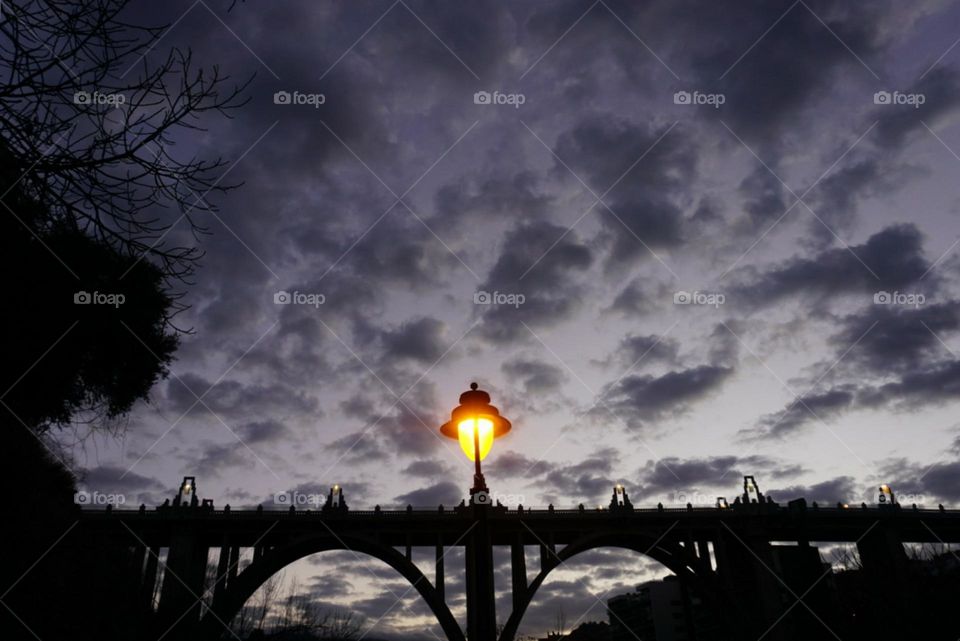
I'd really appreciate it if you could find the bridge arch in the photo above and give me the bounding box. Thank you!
[200,534,464,641]
[498,531,725,641]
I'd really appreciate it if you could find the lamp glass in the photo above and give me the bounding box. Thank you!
[457,418,494,461]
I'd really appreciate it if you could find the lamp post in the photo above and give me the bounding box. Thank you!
[440,382,511,641]
[440,382,512,503]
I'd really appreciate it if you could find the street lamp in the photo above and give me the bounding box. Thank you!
[440,382,511,502]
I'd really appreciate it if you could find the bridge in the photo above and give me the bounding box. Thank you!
[77,477,960,641]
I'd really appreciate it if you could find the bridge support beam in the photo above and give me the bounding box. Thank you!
[157,527,209,640]
[435,536,445,601]
[465,508,497,641]
[213,540,233,613]
[714,531,789,641]
[511,535,526,613]
[141,546,160,611]
[856,525,913,640]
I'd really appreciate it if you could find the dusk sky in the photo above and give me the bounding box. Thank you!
[66,1,960,637]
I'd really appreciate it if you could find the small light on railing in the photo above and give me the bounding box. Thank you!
[717,497,729,509]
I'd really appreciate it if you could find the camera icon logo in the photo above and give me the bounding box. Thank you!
[274,290,291,304]
[274,91,292,105]
[474,290,491,304]
[74,490,91,505]
[274,492,291,505]
[74,91,91,105]
[873,91,891,105]
[74,291,91,304]
[673,290,691,304]
[473,490,491,505]
[474,91,492,105]
[673,91,691,105]
[873,291,891,304]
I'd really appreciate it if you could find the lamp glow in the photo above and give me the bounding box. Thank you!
[458,418,494,461]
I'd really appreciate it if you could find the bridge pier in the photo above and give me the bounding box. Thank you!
[157,526,209,640]
[212,539,233,613]
[511,534,527,614]
[856,524,913,640]
[141,545,160,610]
[714,530,789,641]
[465,507,497,641]
[435,536,445,601]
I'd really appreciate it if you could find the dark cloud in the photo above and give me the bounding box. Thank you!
[165,373,319,420]
[731,224,932,310]
[684,0,888,143]
[192,441,254,476]
[738,165,788,227]
[601,365,734,427]
[769,476,861,504]
[476,220,592,343]
[484,450,556,479]
[873,67,960,149]
[78,466,165,502]
[375,317,450,364]
[751,388,856,439]
[635,455,806,500]
[541,448,622,503]
[601,334,681,370]
[237,419,291,444]
[829,301,960,374]
[553,117,696,268]
[501,357,567,394]
[392,481,463,507]
[401,459,453,478]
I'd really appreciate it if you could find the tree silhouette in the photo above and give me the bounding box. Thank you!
[0,3,248,638]
[0,0,249,288]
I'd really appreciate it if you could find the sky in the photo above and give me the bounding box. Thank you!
[64,0,960,638]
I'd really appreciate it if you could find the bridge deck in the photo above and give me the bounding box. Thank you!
[77,504,960,547]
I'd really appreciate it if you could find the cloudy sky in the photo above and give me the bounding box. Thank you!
[67,0,960,637]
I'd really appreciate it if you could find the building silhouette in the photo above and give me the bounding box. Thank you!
[607,576,710,641]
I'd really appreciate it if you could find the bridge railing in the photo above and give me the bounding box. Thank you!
[75,503,956,517]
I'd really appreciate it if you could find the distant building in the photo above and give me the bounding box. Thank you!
[607,576,697,641]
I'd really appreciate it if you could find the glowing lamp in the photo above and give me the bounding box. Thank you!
[441,382,511,496]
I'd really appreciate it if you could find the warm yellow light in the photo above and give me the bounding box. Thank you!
[458,418,494,461]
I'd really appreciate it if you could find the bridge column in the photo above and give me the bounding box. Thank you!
[511,534,526,614]
[212,539,233,612]
[465,507,496,641]
[856,525,913,639]
[435,535,445,601]
[228,545,239,585]
[141,546,160,610]
[713,530,789,641]
[157,527,209,640]
[539,532,556,572]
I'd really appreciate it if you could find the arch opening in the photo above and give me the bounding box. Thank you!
[200,535,464,641]
[498,534,727,641]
